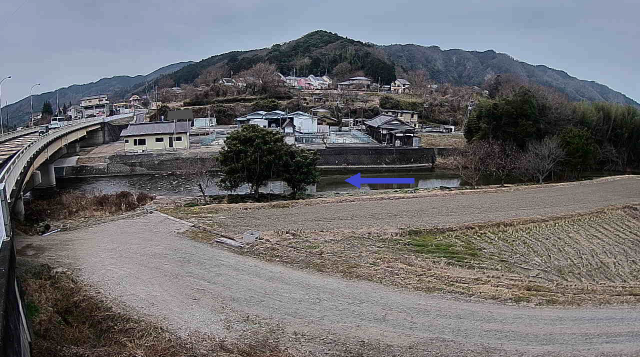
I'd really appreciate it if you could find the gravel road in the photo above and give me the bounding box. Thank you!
[213,176,640,234]
[17,211,640,356]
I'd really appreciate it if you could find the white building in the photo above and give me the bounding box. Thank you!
[194,117,216,128]
[288,111,317,133]
[80,95,109,117]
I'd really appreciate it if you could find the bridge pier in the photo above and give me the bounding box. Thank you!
[67,142,81,154]
[12,195,24,222]
[37,163,56,188]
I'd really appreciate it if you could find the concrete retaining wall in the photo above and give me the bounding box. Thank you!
[60,146,455,178]
[316,147,442,167]
[62,153,217,177]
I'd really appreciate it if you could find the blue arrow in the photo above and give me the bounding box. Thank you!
[345,173,415,188]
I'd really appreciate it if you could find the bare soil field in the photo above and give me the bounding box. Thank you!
[16,213,640,356]
[164,176,640,306]
[215,206,640,306]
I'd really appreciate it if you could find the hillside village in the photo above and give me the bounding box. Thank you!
[38,67,473,154]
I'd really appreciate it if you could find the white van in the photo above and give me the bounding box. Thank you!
[48,116,66,129]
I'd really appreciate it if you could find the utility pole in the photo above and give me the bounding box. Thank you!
[0,76,11,134]
[30,83,40,127]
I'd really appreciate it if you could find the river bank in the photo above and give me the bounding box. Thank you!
[54,141,450,178]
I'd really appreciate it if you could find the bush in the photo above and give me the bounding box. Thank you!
[251,98,280,112]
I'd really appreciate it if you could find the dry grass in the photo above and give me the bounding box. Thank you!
[20,263,294,357]
[419,133,466,148]
[20,191,155,234]
[197,206,640,306]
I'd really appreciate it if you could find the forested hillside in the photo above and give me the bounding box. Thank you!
[161,30,638,108]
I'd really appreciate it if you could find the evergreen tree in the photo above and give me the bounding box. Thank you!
[41,101,54,116]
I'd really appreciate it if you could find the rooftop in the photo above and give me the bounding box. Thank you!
[365,115,414,130]
[121,121,191,137]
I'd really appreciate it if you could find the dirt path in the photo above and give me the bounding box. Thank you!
[17,212,640,356]
[196,176,640,234]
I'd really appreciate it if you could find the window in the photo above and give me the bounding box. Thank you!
[134,138,146,146]
[174,136,183,142]
[155,137,164,143]
[125,139,129,144]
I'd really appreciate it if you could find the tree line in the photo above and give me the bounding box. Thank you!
[461,82,640,185]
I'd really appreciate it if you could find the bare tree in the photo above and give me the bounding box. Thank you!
[485,141,521,186]
[238,63,279,95]
[178,156,217,203]
[457,141,490,188]
[195,64,230,87]
[523,137,565,184]
[406,70,431,98]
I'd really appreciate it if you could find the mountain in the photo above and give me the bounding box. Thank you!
[3,61,193,127]
[381,45,639,107]
[163,30,639,108]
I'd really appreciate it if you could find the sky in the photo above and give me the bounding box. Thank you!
[0,0,638,105]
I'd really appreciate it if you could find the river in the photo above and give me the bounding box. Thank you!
[55,169,488,197]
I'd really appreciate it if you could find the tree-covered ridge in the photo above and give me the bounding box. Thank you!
[165,30,397,86]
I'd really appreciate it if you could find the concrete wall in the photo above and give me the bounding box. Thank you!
[80,123,124,148]
[64,152,214,177]
[316,146,437,167]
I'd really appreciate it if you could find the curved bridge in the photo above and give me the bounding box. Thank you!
[0,113,137,356]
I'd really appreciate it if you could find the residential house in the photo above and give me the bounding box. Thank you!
[308,75,330,89]
[129,95,142,107]
[66,105,83,120]
[120,121,191,152]
[220,78,236,86]
[283,74,332,90]
[381,109,420,127]
[80,95,109,117]
[112,102,130,114]
[337,77,372,91]
[391,79,411,94]
[236,111,267,126]
[364,115,419,147]
[235,110,318,133]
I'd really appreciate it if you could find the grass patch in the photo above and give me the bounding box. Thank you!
[408,234,479,263]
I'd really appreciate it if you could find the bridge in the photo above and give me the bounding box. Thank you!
[0,112,140,356]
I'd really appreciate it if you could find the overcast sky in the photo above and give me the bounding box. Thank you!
[1,0,638,105]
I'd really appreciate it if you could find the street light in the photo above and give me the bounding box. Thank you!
[0,76,12,134]
[30,83,40,127]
